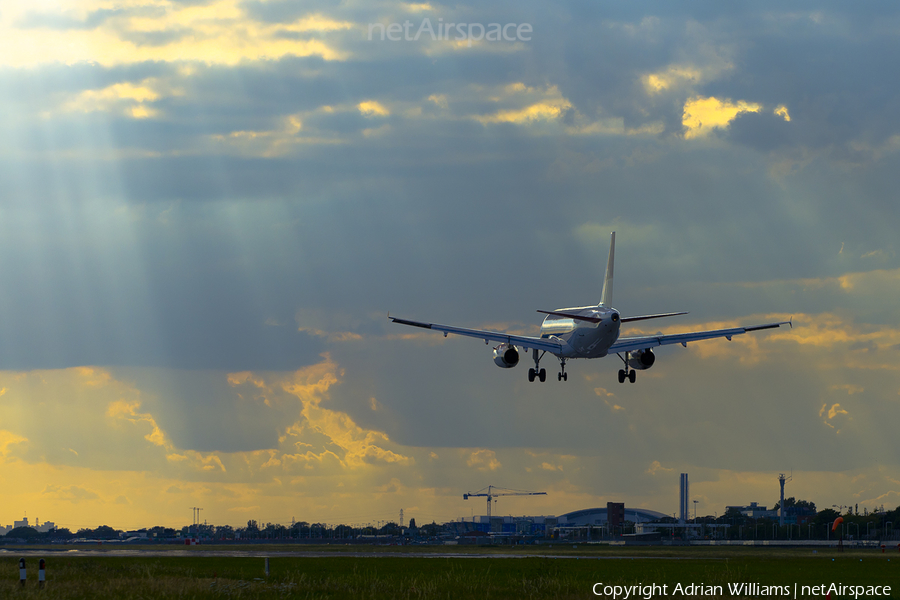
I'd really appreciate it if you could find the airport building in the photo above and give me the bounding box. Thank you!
[725,502,776,519]
[449,505,668,537]
[557,506,669,526]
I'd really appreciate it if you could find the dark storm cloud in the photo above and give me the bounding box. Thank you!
[114,368,292,452]
[0,189,327,371]
[0,0,896,390]
[725,110,793,151]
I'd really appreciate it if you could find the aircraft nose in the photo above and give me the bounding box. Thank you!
[610,312,620,323]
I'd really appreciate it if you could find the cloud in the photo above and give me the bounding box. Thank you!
[466,449,501,471]
[1,0,900,531]
[0,430,27,458]
[682,96,762,139]
[358,100,390,117]
[42,485,100,504]
[0,1,349,68]
[472,83,572,125]
[646,461,674,476]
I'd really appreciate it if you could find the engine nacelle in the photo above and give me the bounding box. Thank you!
[626,348,655,370]
[492,344,519,368]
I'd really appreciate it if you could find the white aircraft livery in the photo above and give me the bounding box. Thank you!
[390,232,791,383]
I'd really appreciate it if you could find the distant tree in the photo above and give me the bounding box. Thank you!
[215,525,234,540]
[334,524,352,539]
[773,497,817,513]
[5,527,39,538]
[796,499,817,512]
[814,508,840,527]
[380,521,400,536]
[292,521,309,538]
[421,520,442,537]
[408,518,417,529]
[93,525,120,539]
[50,527,74,540]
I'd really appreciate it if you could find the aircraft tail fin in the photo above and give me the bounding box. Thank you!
[599,231,615,306]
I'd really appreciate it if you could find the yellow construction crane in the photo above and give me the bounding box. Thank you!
[463,485,546,518]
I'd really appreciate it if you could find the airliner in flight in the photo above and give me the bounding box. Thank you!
[390,232,790,383]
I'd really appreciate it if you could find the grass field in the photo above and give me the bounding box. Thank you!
[1,545,897,599]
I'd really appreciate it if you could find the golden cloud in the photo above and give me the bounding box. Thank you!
[0,1,347,68]
[682,96,761,139]
[644,66,704,94]
[475,101,571,125]
[820,403,849,420]
[0,430,27,458]
[358,100,390,117]
[165,450,227,472]
[106,399,169,448]
[474,84,571,125]
[281,359,413,468]
[466,448,501,471]
[775,105,791,121]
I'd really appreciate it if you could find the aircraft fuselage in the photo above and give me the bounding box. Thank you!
[539,306,621,359]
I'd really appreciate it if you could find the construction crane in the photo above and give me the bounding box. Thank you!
[463,485,546,518]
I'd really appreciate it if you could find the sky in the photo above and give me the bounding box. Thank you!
[0,0,898,531]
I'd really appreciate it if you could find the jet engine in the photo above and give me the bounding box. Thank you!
[626,348,655,370]
[492,344,519,368]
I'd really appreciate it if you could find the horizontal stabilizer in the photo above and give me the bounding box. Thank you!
[536,310,601,323]
[620,311,688,323]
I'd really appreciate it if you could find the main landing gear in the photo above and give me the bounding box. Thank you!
[617,354,636,384]
[528,367,546,382]
[527,350,568,382]
[528,349,546,382]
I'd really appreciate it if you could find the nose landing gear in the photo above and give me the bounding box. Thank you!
[557,358,568,381]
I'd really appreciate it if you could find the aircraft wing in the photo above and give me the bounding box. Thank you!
[389,316,564,353]
[608,320,791,354]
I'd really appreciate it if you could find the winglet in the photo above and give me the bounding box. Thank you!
[599,231,615,306]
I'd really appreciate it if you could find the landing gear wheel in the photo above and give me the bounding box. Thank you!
[558,372,562,381]
[628,370,636,384]
[538,368,546,382]
[618,369,626,384]
[563,372,568,381]
[528,368,536,382]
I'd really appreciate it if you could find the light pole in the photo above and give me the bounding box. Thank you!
[693,500,698,521]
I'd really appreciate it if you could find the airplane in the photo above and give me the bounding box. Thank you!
[389,232,791,383]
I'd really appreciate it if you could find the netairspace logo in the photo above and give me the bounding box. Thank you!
[368,18,532,47]
[591,582,893,599]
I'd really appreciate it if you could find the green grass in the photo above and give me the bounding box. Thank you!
[0,546,897,599]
